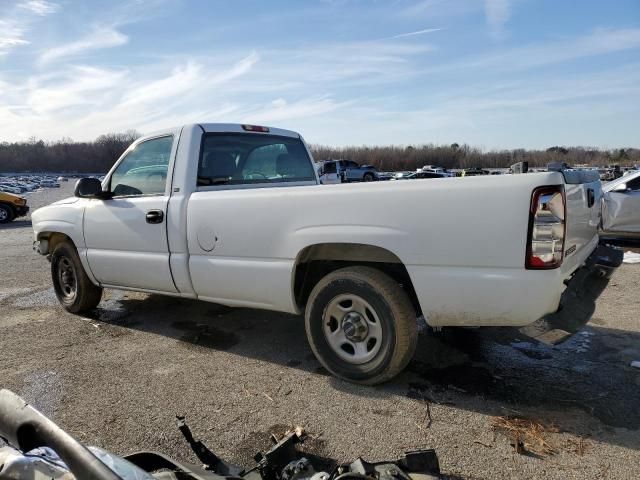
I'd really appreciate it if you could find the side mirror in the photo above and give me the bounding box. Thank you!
[611,182,628,192]
[74,177,110,199]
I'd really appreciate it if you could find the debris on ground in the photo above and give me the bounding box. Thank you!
[623,251,640,264]
[565,436,590,456]
[491,416,559,456]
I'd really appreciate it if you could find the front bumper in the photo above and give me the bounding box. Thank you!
[15,205,29,217]
[520,244,623,344]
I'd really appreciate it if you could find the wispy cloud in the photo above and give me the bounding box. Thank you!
[400,0,481,19]
[0,50,264,139]
[244,96,350,124]
[426,28,640,73]
[0,2,58,56]
[25,66,127,114]
[0,21,29,55]
[484,0,511,39]
[38,26,128,65]
[387,28,443,39]
[18,0,59,16]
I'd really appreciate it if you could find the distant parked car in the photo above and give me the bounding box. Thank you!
[601,170,640,240]
[392,171,446,180]
[420,165,454,177]
[462,168,490,177]
[318,160,378,184]
[391,171,415,180]
[376,171,395,181]
[57,176,69,182]
[0,183,26,193]
[40,181,61,188]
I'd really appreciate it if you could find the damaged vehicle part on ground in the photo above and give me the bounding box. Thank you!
[0,389,440,480]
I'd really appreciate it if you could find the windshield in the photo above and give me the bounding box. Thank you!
[197,133,316,186]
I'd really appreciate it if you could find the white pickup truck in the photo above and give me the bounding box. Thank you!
[32,123,622,384]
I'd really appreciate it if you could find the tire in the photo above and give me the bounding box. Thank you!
[305,266,417,384]
[363,172,374,182]
[0,203,14,223]
[51,241,103,313]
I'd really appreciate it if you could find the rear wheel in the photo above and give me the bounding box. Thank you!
[0,203,14,223]
[305,266,417,384]
[51,241,103,313]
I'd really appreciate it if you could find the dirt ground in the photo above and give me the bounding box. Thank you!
[1,183,639,479]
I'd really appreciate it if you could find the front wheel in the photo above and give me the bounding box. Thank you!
[305,267,417,384]
[51,241,103,313]
[0,203,14,223]
[363,172,375,182]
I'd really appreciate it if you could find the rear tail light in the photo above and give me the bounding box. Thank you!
[526,185,566,269]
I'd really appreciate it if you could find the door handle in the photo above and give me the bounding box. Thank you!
[146,209,164,224]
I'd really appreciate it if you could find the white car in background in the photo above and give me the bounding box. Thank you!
[601,170,640,240]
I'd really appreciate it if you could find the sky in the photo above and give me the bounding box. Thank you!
[0,0,639,149]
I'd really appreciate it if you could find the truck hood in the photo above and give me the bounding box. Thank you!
[50,196,79,206]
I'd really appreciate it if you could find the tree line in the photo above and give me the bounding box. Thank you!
[0,132,638,173]
[0,131,141,173]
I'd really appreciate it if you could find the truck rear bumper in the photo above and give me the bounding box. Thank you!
[519,244,623,344]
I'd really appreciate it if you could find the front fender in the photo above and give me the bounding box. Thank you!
[31,199,99,285]
[32,199,86,250]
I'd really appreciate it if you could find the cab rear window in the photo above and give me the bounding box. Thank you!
[197,133,315,186]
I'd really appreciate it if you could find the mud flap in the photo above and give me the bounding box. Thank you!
[520,244,623,344]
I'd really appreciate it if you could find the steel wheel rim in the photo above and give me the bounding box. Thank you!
[322,294,383,364]
[57,257,77,299]
[0,208,7,221]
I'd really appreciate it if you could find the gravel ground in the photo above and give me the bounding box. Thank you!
[1,183,639,479]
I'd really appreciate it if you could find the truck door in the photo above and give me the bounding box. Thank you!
[320,161,340,184]
[344,160,360,181]
[83,135,177,292]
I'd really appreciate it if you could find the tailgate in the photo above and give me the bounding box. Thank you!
[560,169,601,274]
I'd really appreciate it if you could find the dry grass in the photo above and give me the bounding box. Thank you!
[491,416,560,456]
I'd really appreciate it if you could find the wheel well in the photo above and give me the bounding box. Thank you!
[38,232,73,255]
[293,243,421,315]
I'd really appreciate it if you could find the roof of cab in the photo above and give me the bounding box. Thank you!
[197,123,301,138]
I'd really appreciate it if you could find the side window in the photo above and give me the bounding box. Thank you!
[323,162,337,174]
[110,136,173,196]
